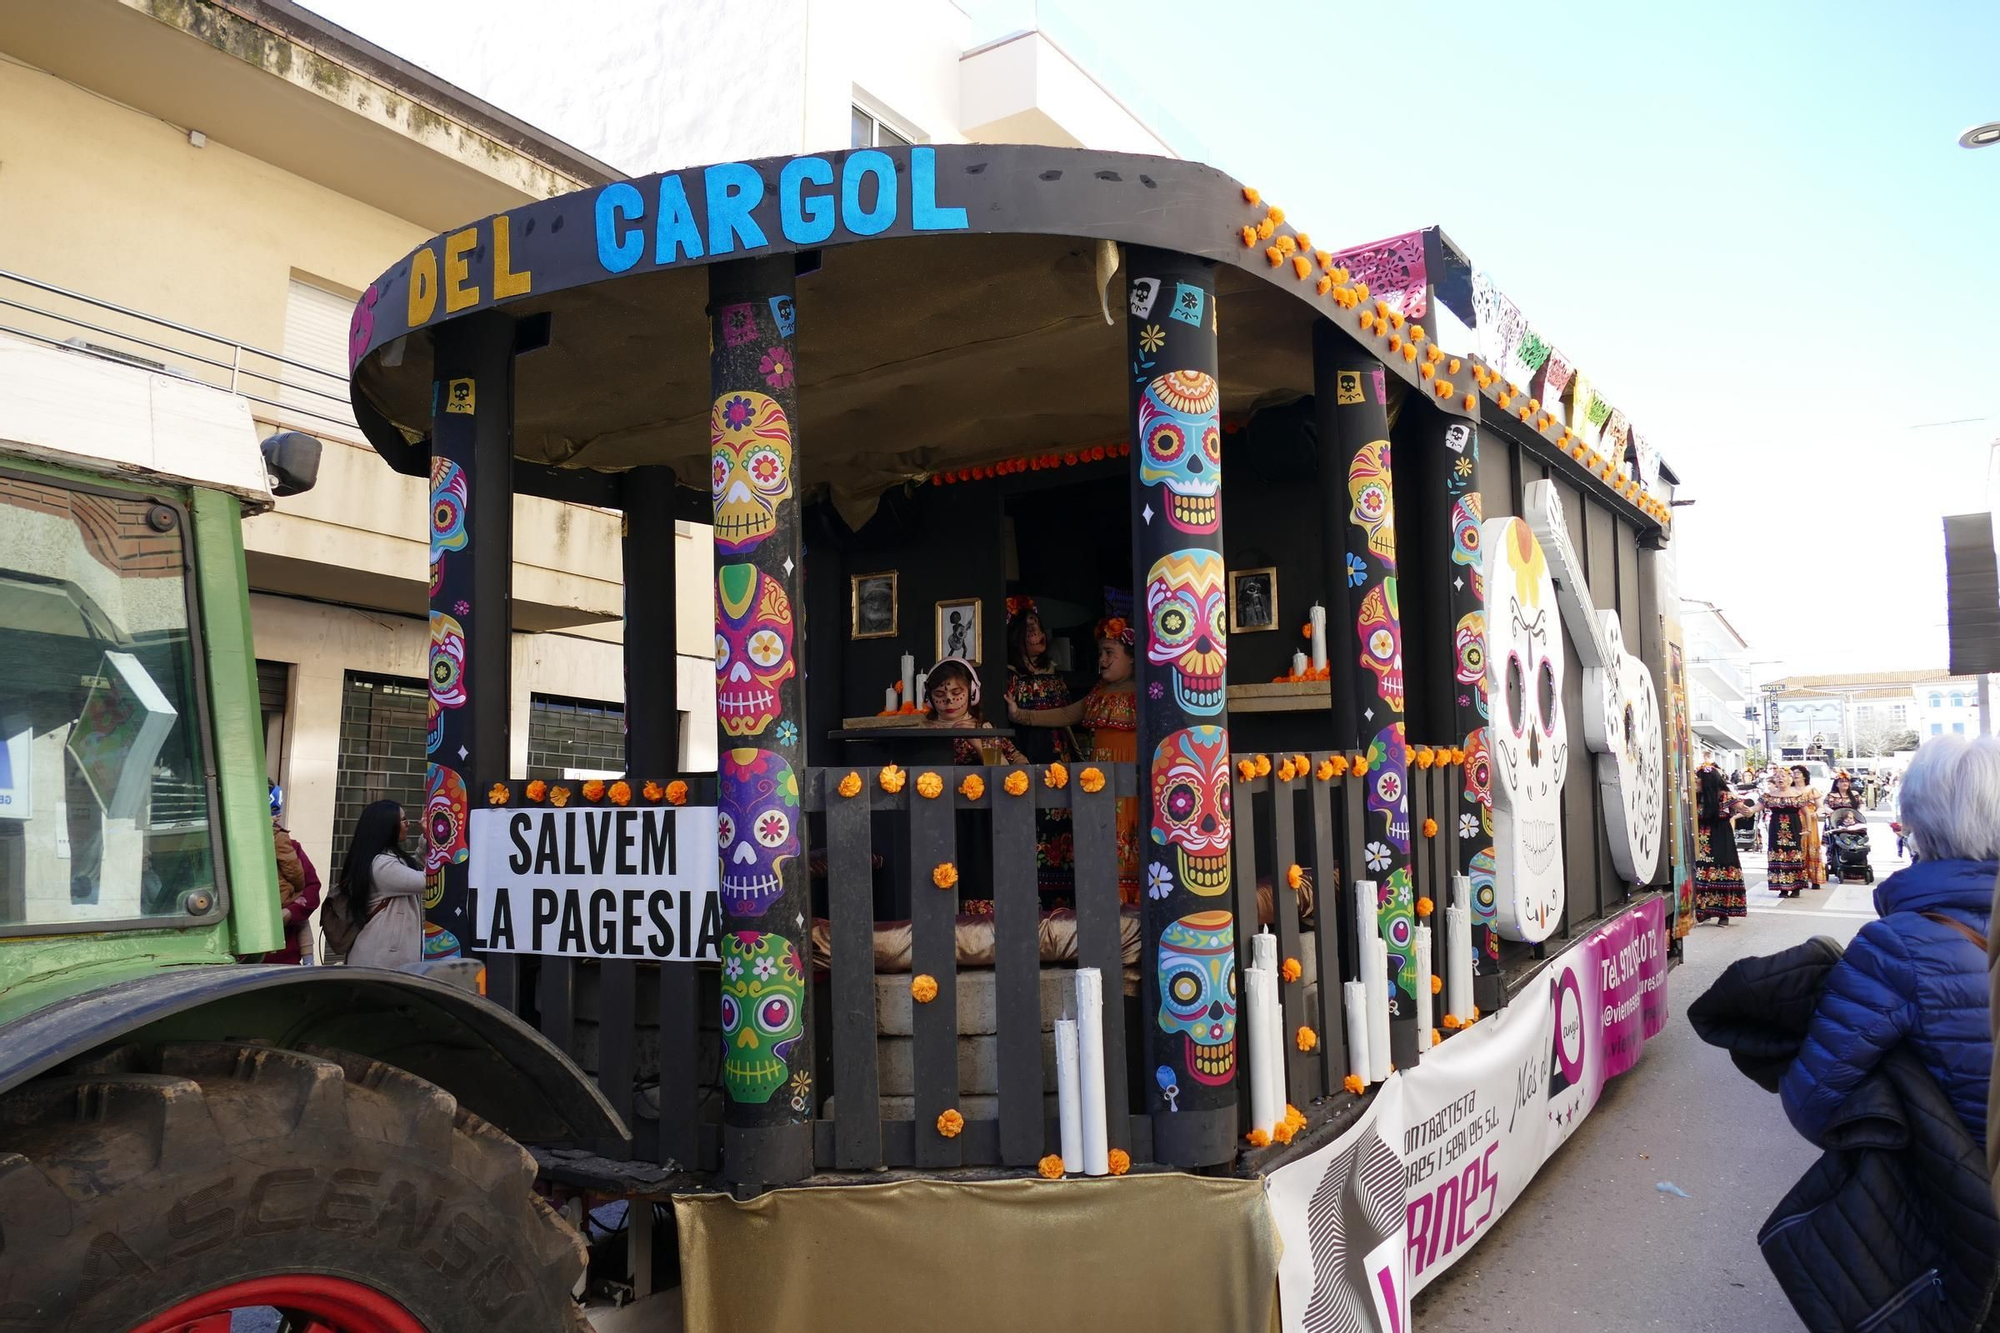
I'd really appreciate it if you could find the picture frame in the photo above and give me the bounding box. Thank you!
[850,571,899,640]
[1229,567,1279,634]
[934,598,982,664]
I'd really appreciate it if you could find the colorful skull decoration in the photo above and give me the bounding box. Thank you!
[1157,910,1237,1086]
[1146,549,1227,714]
[1382,866,1415,995]
[711,391,793,554]
[717,748,800,916]
[1366,723,1410,853]
[1450,492,1482,570]
[1137,370,1222,533]
[1347,439,1396,567]
[715,564,795,737]
[429,457,467,596]
[720,931,807,1103]
[1463,726,1492,812]
[429,610,467,711]
[1150,726,1232,895]
[1454,610,1487,699]
[1469,847,1498,930]
[424,763,469,875]
[1357,579,1404,715]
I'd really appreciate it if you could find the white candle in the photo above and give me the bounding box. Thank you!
[914,672,928,708]
[1055,1018,1082,1172]
[1344,980,1371,1085]
[1414,924,1434,1053]
[1354,880,1378,988]
[1246,966,1278,1136]
[1367,937,1392,1081]
[1309,603,1327,671]
[1291,651,1308,680]
[900,652,916,704]
[1075,968,1110,1176]
[1252,927,1277,975]
[884,685,898,713]
[1448,876,1474,1021]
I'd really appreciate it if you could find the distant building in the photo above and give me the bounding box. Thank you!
[1680,600,1754,769]
[1764,667,1989,759]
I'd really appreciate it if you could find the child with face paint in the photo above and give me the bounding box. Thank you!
[1007,617,1140,905]
[925,657,1027,766]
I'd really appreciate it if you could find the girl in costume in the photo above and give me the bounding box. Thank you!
[1004,600,1075,902]
[924,657,1027,766]
[1692,763,1750,924]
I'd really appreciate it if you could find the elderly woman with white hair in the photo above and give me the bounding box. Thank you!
[1780,734,1999,1150]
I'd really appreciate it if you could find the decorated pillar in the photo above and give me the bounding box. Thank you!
[1128,248,1237,1167]
[709,257,813,1187]
[1319,344,1418,1069]
[424,311,514,961]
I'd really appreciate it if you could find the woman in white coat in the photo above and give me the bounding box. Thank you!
[339,799,426,969]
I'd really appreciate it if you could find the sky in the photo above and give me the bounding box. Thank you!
[305,0,2000,679]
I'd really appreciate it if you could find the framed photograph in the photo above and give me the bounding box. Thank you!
[850,571,899,639]
[935,598,982,664]
[1229,567,1279,634]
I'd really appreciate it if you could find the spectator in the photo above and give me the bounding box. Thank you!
[264,782,321,964]
[340,799,425,969]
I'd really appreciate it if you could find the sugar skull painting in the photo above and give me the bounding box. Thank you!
[1480,516,1567,942]
[1356,580,1403,715]
[1150,726,1232,895]
[1451,492,1482,572]
[1365,723,1410,853]
[1157,910,1237,1086]
[711,391,793,554]
[429,457,467,596]
[717,748,800,917]
[1146,549,1227,715]
[423,762,469,876]
[715,564,795,737]
[720,931,807,1103]
[1347,439,1395,567]
[1137,370,1222,533]
[1454,610,1487,709]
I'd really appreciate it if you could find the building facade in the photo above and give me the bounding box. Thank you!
[1763,667,1991,761]
[1680,599,1754,769]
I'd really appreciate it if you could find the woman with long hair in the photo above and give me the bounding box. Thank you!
[1693,763,1749,924]
[1794,764,1826,888]
[1763,767,1810,898]
[339,799,426,968]
[1002,601,1075,901]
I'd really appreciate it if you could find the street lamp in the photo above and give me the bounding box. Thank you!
[1959,121,2000,149]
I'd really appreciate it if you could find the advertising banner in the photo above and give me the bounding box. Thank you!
[466,805,720,960]
[1269,1073,1410,1333]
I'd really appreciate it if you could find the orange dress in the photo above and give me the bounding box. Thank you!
[1081,684,1139,905]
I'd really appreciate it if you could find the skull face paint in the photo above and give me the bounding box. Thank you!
[1157,911,1237,1086]
[1137,370,1222,533]
[710,391,793,554]
[715,564,795,737]
[1146,549,1227,714]
[1357,579,1404,715]
[1347,439,1396,568]
[720,931,806,1103]
[1480,516,1567,942]
[717,748,800,916]
[1150,726,1232,895]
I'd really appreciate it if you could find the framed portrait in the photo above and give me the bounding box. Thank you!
[934,598,982,664]
[1229,567,1279,634]
[850,571,898,639]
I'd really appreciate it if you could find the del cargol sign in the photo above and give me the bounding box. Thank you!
[467,806,721,961]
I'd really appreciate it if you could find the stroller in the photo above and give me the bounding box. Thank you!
[1826,821,1874,884]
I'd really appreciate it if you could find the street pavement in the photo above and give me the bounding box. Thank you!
[1413,811,1905,1332]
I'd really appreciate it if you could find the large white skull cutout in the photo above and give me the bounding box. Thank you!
[1479,515,1566,942]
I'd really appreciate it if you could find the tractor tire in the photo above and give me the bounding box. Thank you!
[0,1041,586,1332]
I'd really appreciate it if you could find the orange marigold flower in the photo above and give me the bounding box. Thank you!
[1448,357,1462,374]
[1281,957,1302,983]
[1043,762,1069,789]
[608,781,632,807]
[1275,234,1298,257]
[1327,755,1350,777]
[581,779,606,803]
[1292,255,1312,279]
[1416,896,1435,917]
[959,773,985,800]
[1432,974,1444,994]
[1293,231,1311,253]
[1402,344,1418,363]
[1039,1154,1066,1179]
[1344,1074,1366,1095]
[879,764,907,794]
[1388,311,1404,329]
[1316,758,1338,782]
[1359,310,1377,332]
[1471,1006,1481,1022]
[1254,754,1272,777]
[1237,758,1258,782]
[1242,186,1261,205]
[933,862,958,890]
[1266,246,1285,267]
[550,785,572,808]
[1272,1119,1297,1145]
[1442,1013,1463,1030]
[1352,756,1370,777]
[1296,1026,1319,1052]
[911,974,939,1003]
[1266,206,1285,225]
[1256,217,1276,240]
[642,779,665,803]
[1411,324,1427,343]
[936,1108,965,1138]
[1419,362,1435,381]
[915,771,944,799]
[1079,767,1106,794]
[1413,747,1433,768]
[1276,759,1297,782]
[1422,818,1439,839]
[487,783,510,806]
[1317,275,1334,296]
[837,771,863,798]
[1246,1128,1271,1148]
[526,779,548,803]
[1352,281,1369,300]
[1464,394,1477,412]
[1387,335,1402,353]
[1285,1104,1306,1130]
[1240,224,1258,247]
[1003,769,1030,797]
[1286,864,1304,891]
[666,780,690,806]
[1107,1147,1131,1175]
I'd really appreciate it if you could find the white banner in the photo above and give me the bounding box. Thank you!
[1269,1074,1410,1333]
[467,806,721,961]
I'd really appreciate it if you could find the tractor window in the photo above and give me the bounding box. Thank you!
[0,472,220,929]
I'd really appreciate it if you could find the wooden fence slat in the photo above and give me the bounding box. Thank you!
[656,961,700,1168]
[990,765,1045,1166]
[826,768,882,1169]
[1343,777,1368,985]
[909,775,961,1168]
[1266,775,1313,1107]
[596,960,636,1154]
[1229,772,1262,1134]
[539,959,575,1059]
[484,955,518,1013]
[1308,760,1345,1098]
[1069,775,1129,1151]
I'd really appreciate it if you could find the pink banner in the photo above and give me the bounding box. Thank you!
[1330,230,1427,320]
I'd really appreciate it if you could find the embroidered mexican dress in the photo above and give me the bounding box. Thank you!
[1800,787,1825,887]
[1694,809,1747,918]
[1766,792,1809,894]
[1080,683,1139,906]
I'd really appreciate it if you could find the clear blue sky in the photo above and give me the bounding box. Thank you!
[315,0,2000,676]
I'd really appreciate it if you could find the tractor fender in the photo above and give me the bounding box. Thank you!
[0,964,626,1148]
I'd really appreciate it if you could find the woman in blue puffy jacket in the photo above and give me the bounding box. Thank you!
[1780,735,1999,1147]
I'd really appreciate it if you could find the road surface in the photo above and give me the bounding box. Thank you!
[1412,811,1903,1332]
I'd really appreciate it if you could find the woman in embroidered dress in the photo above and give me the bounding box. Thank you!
[1794,765,1826,888]
[1764,767,1810,898]
[1004,602,1075,903]
[1693,764,1750,924]
[1008,618,1140,905]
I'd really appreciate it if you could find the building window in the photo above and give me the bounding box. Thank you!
[331,673,429,859]
[1950,692,1964,708]
[527,695,626,781]
[1932,723,1944,736]
[851,102,916,149]
[1954,722,1966,734]
[1892,705,1908,723]
[1930,692,1942,708]
[280,277,362,433]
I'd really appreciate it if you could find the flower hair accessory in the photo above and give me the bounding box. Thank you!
[1005,595,1039,620]
[1096,616,1134,648]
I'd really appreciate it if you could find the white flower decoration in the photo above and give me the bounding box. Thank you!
[753,955,778,980]
[1147,863,1174,900]
[724,956,744,979]
[1459,814,1481,840]
[1364,841,1393,873]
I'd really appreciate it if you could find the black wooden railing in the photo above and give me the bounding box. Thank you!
[483,750,1471,1176]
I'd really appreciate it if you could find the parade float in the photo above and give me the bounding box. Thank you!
[347,143,1691,1327]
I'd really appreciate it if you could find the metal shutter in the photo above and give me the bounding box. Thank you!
[279,278,358,431]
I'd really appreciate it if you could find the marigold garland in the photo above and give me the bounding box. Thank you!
[879,764,907,794]
[1343,1074,1367,1095]
[1038,1154,1066,1180]
[936,1109,964,1138]
[1416,896,1435,918]
[1043,763,1069,790]
[837,771,863,798]
[666,780,689,807]
[958,773,985,801]
[642,779,665,803]
[1422,818,1438,839]
[915,771,944,799]
[525,780,548,804]
[1003,770,1030,797]
[487,783,510,807]
[1281,957,1302,983]
[1107,1147,1131,1176]
[609,781,632,807]
[1296,1026,1319,1053]
[933,862,959,890]
[911,974,939,1003]
[1079,767,1106,794]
